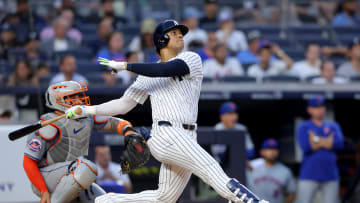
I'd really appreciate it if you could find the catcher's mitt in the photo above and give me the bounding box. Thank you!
[120,127,150,174]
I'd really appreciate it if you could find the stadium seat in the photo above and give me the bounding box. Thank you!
[7,48,27,63]
[202,77,212,83]
[39,74,55,87]
[350,76,360,82]
[263,75,300,83]
[220,76,256,83]
[85,73,104,86]
[54,48,94,61]
[78,24,97,34]
[0,61,15,74]
[239,25,283,38]
[77,60,103,74]
[334,27,360,40]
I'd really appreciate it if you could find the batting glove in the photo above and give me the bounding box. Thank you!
[98,57,127,74]
[66,105,96,119]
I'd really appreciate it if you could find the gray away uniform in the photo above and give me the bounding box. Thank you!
[24,112,109,203]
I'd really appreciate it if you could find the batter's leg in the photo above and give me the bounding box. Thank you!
[157,127,262,203]
[95,163,192,203]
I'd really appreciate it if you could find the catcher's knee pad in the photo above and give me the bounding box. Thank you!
[71,158,98,189]
[51,158,98,203]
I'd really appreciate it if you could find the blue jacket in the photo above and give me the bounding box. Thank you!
[297,120,344,181]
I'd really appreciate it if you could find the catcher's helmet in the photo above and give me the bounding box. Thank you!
[45,81,90,112]
[153,19,189,53]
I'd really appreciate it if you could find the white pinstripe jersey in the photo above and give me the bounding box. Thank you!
[125,51,203,124]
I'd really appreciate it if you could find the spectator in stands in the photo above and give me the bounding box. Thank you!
[196,31,218,61]
[117,51,138,85]
[50,55,87,84]
[24,34,48,68]
[2,0,45,31]
[95,145,132,193]
[0,23,19,60]
[237,30,262,65]
[247,41,293,80]
[182,7,207,51]
[312,60,348,84]
[128,18,157,62]
[296,96,344,203]
[199,0,219,28]
[203,43,244,80]
[40,9,82,44]
[247,138,296,203]
[290,43,321,80]
[332,0,360,26]
[36,63,51,78]
[96,31,125,61]
[0,109,12,124]
[212,101,255,163]
[216,9,248,54]
[293,1,321,24]
[7,60,38,87]
[233,2,266,24]
[88,16,114,55]
[87,0,127,24]
[39,18,79,58]
[337,38,360,78]
[56,0,76,14]
[102,70,117,86]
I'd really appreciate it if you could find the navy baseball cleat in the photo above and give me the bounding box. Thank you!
[227,179,269,203]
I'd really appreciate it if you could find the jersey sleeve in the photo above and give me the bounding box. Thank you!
[92,115,110,131]
[124,76,149,105]
[24,132,48,161]
[177,51,203,79]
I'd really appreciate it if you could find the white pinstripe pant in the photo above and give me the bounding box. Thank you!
[96,124,238,203]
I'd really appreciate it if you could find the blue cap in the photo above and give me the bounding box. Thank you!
[308,95,325,107]
[261,138,279,149]
[257,40,271,52]
[219,102,237,115]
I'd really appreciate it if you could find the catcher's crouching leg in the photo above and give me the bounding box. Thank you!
[51,158,98,203]
[71,183,106,203]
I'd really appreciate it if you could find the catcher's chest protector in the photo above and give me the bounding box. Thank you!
[41,113,93,166]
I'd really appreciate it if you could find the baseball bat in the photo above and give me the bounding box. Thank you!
[8,107,82,141]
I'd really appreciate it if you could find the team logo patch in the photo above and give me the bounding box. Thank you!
[29,138,42,152]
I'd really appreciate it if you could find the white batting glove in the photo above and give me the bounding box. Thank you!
[98,57,127,74]
[66,105,96,119]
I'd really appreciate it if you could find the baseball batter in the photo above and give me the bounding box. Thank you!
[67,20,268,203]
[23,81,143,203]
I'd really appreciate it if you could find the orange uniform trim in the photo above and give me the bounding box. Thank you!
[93,115,109,124]
[23,155,48,194]
[38,118,58,141]
[117,120,133,136]
[80,160,98,176]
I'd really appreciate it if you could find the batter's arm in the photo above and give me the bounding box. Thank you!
[67,95,138,119]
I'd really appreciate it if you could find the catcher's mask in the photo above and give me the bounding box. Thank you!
[45,81,90,112]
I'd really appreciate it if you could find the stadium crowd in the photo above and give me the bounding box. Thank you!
[0,0,359,202]
[0,0,359,88]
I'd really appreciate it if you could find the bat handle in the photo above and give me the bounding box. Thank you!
[41,107,83,127]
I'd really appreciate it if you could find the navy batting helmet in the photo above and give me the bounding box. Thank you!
[153,20,189,53]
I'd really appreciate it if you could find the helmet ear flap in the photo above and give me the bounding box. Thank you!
[158,33,170,49]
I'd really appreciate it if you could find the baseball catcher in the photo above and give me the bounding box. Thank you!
[22,80,149,203]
